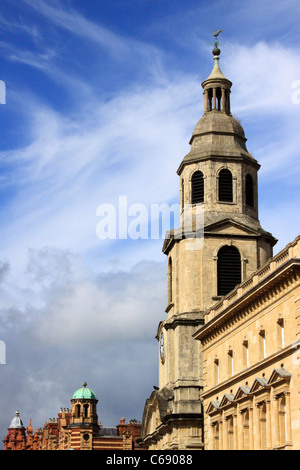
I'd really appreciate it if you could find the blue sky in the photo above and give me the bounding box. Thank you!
[0,0,299,444]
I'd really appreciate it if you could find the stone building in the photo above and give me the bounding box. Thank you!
[4,383,142,450]
[194,236,300,450]
[140,39,299,450]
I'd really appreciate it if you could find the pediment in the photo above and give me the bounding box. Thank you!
[204,218,260,237]
[206,400,220,414]
[268,368,291,386]
[234,385,251,401]
[249,377,269,393]
[219,393,235,407]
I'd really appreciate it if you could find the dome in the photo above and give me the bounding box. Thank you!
[190,111,245,143]
[72,382,97,400]
[9,411,25,429]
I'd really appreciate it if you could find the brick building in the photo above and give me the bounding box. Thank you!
[3,383,141,450]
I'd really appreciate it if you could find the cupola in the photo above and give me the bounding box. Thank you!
[9,410,25,429]
[201,40,232,115]
[72,382,97,400]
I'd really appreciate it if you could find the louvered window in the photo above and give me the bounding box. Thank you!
[218,169,233,202]
[245,174,254,207]
[217,245,241,296]
[191,171,204,203]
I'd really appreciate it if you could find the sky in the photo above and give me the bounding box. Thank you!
[0,0,299,445]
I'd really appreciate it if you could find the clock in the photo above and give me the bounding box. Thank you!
[160,331,165,362]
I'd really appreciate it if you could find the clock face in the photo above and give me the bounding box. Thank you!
[160,332,164,362]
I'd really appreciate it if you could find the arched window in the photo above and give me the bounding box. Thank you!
[217,245,241,296]
[245,174,254,207]
[191,171,204,204]
[218,169,233,202]
[75,404,80,418]
[83,404,89,418]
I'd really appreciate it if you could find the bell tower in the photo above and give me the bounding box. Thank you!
[141,33,277,450]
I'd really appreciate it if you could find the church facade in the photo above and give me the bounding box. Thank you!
[140,40,300,450]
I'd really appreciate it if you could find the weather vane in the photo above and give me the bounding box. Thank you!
[207,29,225,56]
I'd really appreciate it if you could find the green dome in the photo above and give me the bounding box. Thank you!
[72,382,97,400]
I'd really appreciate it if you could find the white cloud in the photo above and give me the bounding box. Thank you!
[225,41,300,115]
[0,1,299,443]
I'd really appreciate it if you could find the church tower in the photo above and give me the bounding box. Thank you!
[141,34,277,450]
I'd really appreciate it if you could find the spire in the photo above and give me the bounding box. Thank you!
[202,30,232,115]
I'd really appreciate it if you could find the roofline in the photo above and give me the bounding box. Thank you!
[193,256,300,342]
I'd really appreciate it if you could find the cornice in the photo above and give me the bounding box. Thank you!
[201,341,298,401]
[194,258,300,343]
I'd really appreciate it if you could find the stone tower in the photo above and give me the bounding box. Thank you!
[141,37,277,450]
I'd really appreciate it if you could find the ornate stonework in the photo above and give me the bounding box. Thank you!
[140,40,299,450]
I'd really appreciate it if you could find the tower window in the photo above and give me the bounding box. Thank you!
[83,404,89,418]
[245,174,254,207]
[218,169,233,202]
[217,245,241,296]
[191,171,204,204]
[216,87,222,110]
[75,404,80,418]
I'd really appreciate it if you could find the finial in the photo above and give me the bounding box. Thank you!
[212,29,223,56]
[83,381,87,388]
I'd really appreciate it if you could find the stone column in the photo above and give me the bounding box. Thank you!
[273,395,279,448]
[219,418,224,450]
[249,406,254,450]
[284,391,292,445]
[253,402,260,450]
[204,90,208,112]
[237,409,243,450]
[212,88,217,110]
[221,88,226,111]
[233,412,238,450]
[265,399,272,449]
